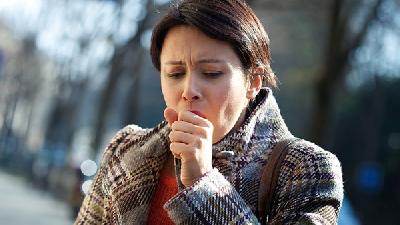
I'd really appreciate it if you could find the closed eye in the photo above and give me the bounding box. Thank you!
[203,71,223,78]
[166,72,185,79]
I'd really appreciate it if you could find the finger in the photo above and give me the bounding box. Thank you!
[170,142,195,158]
[171,120,207,137]
[172,152,181,159]
[169,130,195,144]
[178,110,210,127]
[164,108,178,126]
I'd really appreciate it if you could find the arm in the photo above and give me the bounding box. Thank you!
[164,109,260,224]
[164,141,343,225]
[269,141,344,225]
[73,126,131,225]
[164,168,260,224]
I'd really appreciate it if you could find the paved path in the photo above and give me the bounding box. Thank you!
[0,170,74,225]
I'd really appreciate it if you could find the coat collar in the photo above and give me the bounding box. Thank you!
[212,88,292,157]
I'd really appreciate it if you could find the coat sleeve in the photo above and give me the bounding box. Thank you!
[164,140,344,225]
[73,126,131,225]
[164,168,260,224]
[269,141,344,225]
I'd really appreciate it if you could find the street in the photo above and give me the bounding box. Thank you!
[0,170,73,225]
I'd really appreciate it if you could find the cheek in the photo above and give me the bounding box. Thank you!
[214,84,246,115]
[225,96,245,116]
[226,87,249,115]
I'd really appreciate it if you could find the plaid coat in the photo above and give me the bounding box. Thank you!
[74,88,343,225]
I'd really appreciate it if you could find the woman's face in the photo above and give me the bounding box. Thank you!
[160,25,259,143]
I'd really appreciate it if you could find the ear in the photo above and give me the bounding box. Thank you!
[246,68,263,99]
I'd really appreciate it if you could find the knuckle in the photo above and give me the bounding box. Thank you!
[171,121,181,130]
[170,142,180,150]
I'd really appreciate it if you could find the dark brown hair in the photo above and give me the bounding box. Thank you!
[150,0,277,88]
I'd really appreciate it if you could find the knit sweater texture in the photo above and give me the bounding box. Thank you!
[74,88,344,225]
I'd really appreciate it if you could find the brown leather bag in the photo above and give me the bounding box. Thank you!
[258,138,299,225]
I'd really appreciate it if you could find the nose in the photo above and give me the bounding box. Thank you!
[182,73,201,102]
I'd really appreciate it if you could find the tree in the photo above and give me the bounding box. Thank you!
[309,0,384,144]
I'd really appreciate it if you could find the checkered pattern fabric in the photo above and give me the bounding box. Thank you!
[74,88,343,225]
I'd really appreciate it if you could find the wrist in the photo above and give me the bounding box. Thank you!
[183,168,213,187]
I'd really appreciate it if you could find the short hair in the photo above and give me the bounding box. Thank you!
[150,0,277,88]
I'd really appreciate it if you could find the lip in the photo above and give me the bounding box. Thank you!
[190,110,207,119]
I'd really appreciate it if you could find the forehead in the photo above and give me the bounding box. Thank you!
[160,25,240,63]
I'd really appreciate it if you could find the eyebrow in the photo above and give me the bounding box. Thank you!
[164,59,226,65]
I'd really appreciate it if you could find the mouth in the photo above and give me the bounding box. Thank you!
[190,110,207,119]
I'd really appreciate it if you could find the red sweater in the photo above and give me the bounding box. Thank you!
[147,170,178,224]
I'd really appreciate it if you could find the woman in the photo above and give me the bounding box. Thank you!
[74,0,343,224]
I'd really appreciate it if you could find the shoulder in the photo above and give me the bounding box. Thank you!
[268,139,344,224]
[100,124,146,161]
[97,122,168,191]
[279,139,343,200]
[286,139,342,173]
[100,121,168,165]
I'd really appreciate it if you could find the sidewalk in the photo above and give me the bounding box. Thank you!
[0,170,74,225]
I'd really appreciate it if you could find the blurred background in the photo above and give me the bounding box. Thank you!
[0,0,399,224]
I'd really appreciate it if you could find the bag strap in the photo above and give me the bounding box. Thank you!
[258,138,299,224]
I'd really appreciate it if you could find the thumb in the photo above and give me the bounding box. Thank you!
[164,107,178,126]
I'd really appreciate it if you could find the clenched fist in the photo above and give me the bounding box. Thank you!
[164,108,214,187]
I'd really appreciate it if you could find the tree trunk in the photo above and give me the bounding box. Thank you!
[308,0,383,145]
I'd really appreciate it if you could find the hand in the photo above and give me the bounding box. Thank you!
[164,108,214,187]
